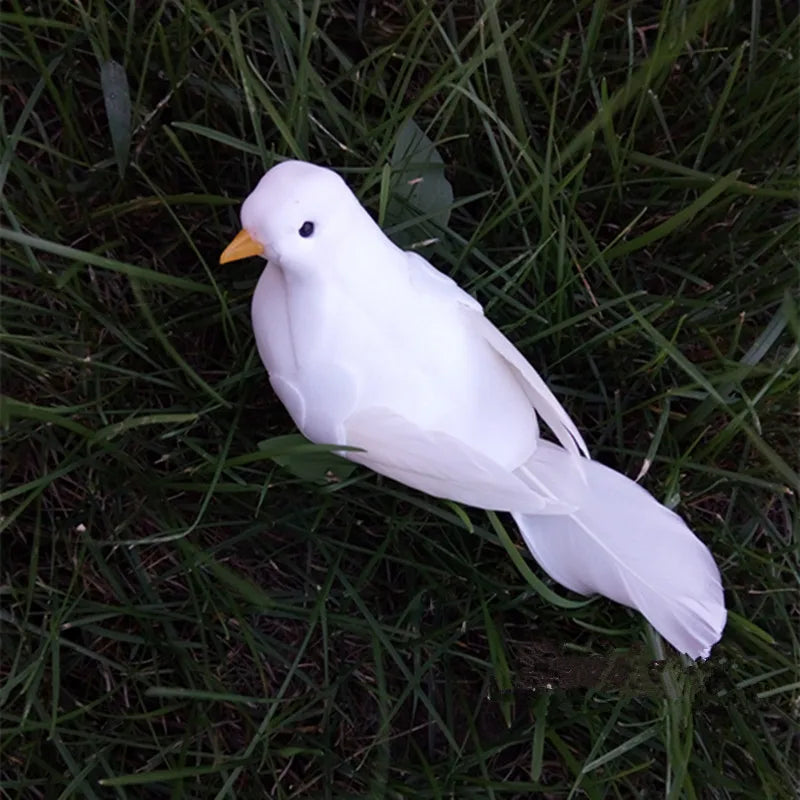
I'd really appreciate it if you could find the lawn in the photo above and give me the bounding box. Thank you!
[1,0,798,796]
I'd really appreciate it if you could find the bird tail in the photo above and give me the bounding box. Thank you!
[511,443,726,659]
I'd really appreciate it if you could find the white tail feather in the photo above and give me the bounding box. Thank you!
[512,443,726,659]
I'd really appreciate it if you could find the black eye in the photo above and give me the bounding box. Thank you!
[298,221,314,238]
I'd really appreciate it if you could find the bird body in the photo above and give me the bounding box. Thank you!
[252,241,542,478]
[221,159,726,658]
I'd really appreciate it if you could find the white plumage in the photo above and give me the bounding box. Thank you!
[220,160,726,659]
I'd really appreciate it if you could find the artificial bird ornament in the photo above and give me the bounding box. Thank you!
[220,160,726,659]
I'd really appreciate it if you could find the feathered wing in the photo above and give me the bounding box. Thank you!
[404,251,588,460]
[343,407,576,514]
[469,312,590,460]
[513,442,726,659]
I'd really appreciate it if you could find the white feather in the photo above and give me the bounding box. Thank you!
[405,250,589,461]
[344,407,575,513]
[472,313,590,460]
[513,443,726,658]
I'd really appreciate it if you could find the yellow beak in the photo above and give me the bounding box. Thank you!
[219,229,264,264]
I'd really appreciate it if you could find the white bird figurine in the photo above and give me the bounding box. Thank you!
[220,160,726,659]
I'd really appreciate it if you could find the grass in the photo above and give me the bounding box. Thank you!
[1,0,798,796]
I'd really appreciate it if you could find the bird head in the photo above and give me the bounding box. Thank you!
[219,160,363,274]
